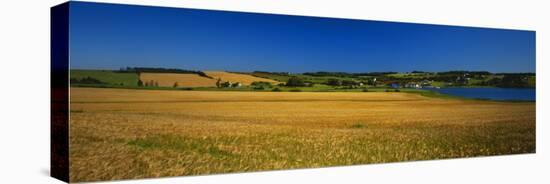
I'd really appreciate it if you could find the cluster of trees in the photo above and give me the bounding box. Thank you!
[495,72,535,76]
[429,71,489,83]
[499,75,531,88]
[411,71,430,74]
[251,81,272,87]
[325,78,364,87]
[437,71,491,76]
[303,71,397,78]
[119,67,211,78]
[303,72,357,78]
[252,71,290,76]
[215,79,241,88]
[285,77,314,87]
[283,76,372,88]
[250,81,273,90]
[137,79,159,87]
[478,74,532,88]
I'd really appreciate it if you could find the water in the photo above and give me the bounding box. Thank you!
[428,87,536,101]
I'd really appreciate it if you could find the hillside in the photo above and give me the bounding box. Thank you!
[139,73,217,87]
[204,71,280,85]
[70,70,139,87]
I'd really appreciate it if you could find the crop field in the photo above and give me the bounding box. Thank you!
[204,71,280,85]
[139,73,217,87]
[69,87,535,182]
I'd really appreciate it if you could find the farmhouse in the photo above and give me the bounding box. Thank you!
[421,80,434,88]
[405,82,421,88]
[404,80,433,88]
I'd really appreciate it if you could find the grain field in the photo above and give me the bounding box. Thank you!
[139,73,217,87]
[69,87,535,182]
[204,71,280,85]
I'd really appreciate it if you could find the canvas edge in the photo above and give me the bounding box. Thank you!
[51,1,70,183]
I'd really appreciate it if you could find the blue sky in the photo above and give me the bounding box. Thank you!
[69,1,535,73]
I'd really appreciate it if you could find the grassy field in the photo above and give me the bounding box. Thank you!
[140,73,217,87]
[70,70,139,87]
[69,87,535,182]
[250,72,292,82]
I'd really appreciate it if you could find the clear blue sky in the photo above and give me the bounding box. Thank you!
[68,1,535,73]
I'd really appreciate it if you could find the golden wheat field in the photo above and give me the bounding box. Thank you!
[69,87,535,182]
[204,71,279,85]
[139,73,217,87]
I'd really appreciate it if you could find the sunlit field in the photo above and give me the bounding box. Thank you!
[204,71,280,85]
[139,73,217,87]
[69,87,535,182]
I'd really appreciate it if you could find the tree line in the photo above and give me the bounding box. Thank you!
[118,67,212,78]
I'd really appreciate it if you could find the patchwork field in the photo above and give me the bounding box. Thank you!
[204,71,280,85]
[138,71,279,88]
[69,87,535,182]
[139,73,217,87]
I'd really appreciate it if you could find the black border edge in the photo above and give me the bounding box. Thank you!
[51,1,70,183]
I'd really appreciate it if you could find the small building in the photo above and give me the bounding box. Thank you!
[405,82,420,88]
[421,81,434,88]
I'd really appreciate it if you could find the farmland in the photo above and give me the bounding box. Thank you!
[70,69,536,90]
[137,71,280,88]
[139,73,217,87]
[69,87,535,182]
[204,71,280,85]
[70,70,139,87]
[70,70,281,88]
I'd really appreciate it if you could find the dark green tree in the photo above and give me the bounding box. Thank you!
[341,80,357,86]
[285,77,306,87]
[220,81,231,88]
[498,75,528,88]
[326,78,341,86]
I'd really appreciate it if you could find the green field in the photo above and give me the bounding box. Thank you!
[250,72,292,82]
[70,69,139,87]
